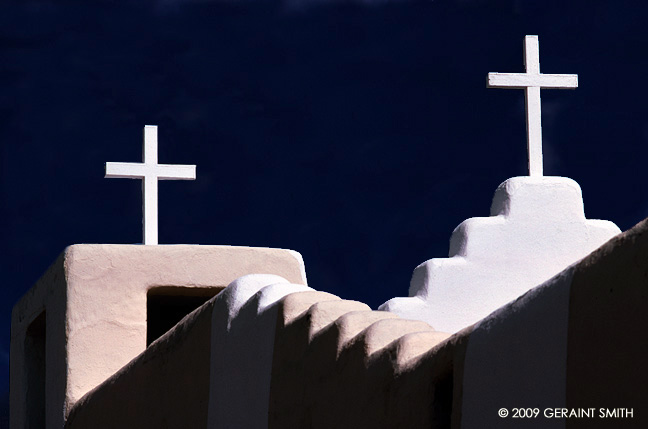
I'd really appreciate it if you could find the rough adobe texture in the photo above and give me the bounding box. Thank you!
[65,297,217,428]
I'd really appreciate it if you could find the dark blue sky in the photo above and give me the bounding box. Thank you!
[2,0,647,402]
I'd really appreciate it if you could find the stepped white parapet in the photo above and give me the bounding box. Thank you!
[379,176,621,333]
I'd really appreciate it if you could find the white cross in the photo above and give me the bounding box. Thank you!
[105,125,196,245]
[488,35,578,177]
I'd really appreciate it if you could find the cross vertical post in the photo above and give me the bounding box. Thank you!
[105,125,197,245]
[143,126,159,246]
[487,35,578,177]
[524,36,543,177]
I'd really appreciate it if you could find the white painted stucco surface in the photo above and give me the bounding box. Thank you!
[380,176,620,333]
[461,266,575,429]
[208,274,313,429]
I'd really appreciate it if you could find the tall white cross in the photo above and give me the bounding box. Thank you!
[105,125,196,245]
[488,35,578,177]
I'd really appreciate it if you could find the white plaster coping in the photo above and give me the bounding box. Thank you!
[357,318,435,358]
[380,176,620,333]
[208,274,313,429]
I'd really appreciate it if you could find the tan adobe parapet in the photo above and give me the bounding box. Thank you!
[61,272,451,428]
[10,244,307,429]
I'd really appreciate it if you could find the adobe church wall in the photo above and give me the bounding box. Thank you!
[60,273,455,428]
[10,253,68,429]
[10,244,307,428]
[64,294,217,428]
[266,218,647,428]
[13,218,648,428]
[267,288,453,428]
[565,218,648,427]
[458,218,648,429]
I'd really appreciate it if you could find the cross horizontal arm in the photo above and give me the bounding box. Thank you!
[156,164,196,180]
[488,72,578,89]
[105,162,196,180]
[105,162,148,179]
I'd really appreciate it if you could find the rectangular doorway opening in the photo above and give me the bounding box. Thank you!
[25,311,46,428]
[431,366,454,428]
[147,287,222,346]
